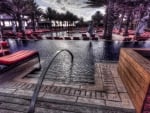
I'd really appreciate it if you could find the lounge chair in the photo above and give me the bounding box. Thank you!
[46,37,53,40]
[0,41,10,56]
[73,37,80,40]
[54,37,63,40]
[64,37,71,40]
[0,41,9,49]
[92,37,98,41]
[32,33,43,40]
[82,34,89,40]
[0,50,41,73]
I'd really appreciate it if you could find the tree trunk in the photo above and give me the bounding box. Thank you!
[104,0,115,40]
[67,21,69,31]
[48,19,52,29]
[0,21,3,39]
[124,9,132,36]
[119,9,125,32]
[17,14,22,32]
[103,7,108,39]
[32,12,36,31]
[61,21,63,29]
[2,20,5,27]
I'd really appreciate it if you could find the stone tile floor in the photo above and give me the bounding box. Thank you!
[0,62,135,113]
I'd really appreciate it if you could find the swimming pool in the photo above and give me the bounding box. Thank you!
[7,39,150,84]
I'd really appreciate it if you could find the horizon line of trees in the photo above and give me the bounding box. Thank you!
[43,7,79,29]
[0,0,81,32]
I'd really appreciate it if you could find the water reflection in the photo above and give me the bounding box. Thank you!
[6,39,150,84]
[43,31,82,38]
[7,39,150,62]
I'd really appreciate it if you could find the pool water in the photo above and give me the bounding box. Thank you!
[7,39,150,84]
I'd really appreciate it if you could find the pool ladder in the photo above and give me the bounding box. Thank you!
[27,49,74,113]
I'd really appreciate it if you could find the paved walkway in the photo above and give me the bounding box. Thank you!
[0,63,135,113]
[0,62,135,113]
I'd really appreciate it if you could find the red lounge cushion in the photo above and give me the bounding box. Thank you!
[0,41,9,47]
[0,50,38,65]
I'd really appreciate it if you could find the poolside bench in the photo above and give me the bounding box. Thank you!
[0,49,10,56]
[0,50,41,73]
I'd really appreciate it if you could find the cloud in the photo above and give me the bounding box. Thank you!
[36,0,106,21]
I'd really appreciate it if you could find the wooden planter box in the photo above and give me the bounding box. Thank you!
[118,48,150,113]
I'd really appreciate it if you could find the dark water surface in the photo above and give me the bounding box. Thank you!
[7,39,150,84]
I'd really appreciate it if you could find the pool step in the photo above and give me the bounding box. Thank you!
[0,92,134,113]
[0,94,76,113]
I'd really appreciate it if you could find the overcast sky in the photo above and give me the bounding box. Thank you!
[36,0,106,21]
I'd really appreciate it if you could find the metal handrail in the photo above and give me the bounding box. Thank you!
[27,49,74,113]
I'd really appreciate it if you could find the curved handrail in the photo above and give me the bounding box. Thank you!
[27,49,74,113]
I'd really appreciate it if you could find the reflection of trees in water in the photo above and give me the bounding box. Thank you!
[22,40,28,46]
[103,41,115,60]
[101,41,123,61]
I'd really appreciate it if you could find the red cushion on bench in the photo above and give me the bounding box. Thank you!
[0,50,38,65]
[0,49,10,56]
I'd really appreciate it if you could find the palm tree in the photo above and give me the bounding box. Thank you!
[9,0,30,32]
[64,11,78,30]
[103,0,116,40]
[0,0,12,35]
[77,17,85,27]
[85,0,105,7]
[28,1,43,31]
[0,0,41,32]
[59,13,65,28]
[92,11,103,27]
[86,0,150,39]
[0,0,12,15]
[65,11,71,29]
[85,0,116,40]
[43,7,58,29]
[118,7,125,32]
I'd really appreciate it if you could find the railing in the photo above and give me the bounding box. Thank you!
[27,49,74,113]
